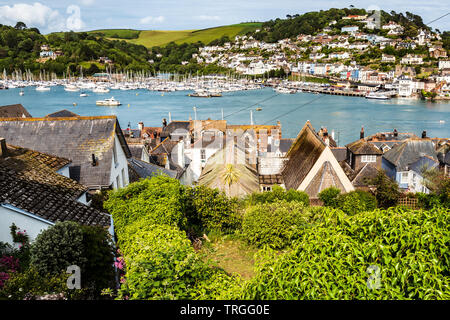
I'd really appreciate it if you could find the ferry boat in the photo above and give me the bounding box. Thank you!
[96,97,121,106]
[275,87,296,94]
[365,92,391,100]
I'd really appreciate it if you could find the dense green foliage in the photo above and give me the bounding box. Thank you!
[242,200,311,249]
[242,206,449,299]
[246,185,309,206]
[104,176,188,237]
[184,185,241,234]
[369,171,401,208]
[318,187,341,207]
[336,190,378,215]
[30,221,86,276]
[0,23,150,76]
[28,221,115,298]
[117,222,210,299]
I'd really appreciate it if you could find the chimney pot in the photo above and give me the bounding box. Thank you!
[138,122,144,131]
[360,126,365,139]
[422,130,427,138]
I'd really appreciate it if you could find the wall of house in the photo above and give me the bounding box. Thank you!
[185,147,219,182]
[0,205,53,245]
[109,134,129,189]
[381,158,396,179]
[353,154,381,172]
[396,170,429,193]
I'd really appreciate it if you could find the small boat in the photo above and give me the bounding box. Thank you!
[365,92,390,100]
[36,86,50,91]
[64,84,80,92]
[80,92,88,97]
[93,86,110,93]
[96,97,121,106]
[275,87,296,94]
[19,90,24,96]
[256,107,262,111]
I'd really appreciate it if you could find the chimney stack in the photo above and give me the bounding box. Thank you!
[393,128,398,137]
[422,130,427,138]
[0,138,7,158]
[360,126,364,139]
[162,118,167,127]
[138,122,144,131]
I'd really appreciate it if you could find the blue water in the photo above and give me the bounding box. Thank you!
[1,86,449,145]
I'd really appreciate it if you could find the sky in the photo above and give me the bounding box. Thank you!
[0,0,448,34]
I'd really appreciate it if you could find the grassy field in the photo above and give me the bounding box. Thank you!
[86,22,262,48]
[201,237,258,280]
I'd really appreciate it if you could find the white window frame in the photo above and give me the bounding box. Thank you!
[400,172,409,184]
[361,155,377,163]
[200,149,206,161]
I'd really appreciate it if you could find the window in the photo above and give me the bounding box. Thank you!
[121,168,126,187]
[113,143,118,167]
[262,186,272,192]
[400,172,409,184]
[200,149,206,161]
[361,155,377,163]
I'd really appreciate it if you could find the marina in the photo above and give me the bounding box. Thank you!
[0,84,448,145]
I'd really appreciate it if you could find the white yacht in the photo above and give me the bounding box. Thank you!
[96,97,121,106]
[36,86,50,91]
[93,86,110,93]
[64,84,80,92]
[80,92,88,97]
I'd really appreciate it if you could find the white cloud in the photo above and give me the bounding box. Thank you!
[0,2,65,31]
[140,16,165,24]
[66,5,85,30]
[196,15,221,21]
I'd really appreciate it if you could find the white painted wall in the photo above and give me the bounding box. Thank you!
[0,205,52,245]
[109,134,129,189]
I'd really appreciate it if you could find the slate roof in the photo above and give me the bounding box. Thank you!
[279,138,294,153]
[346,139,383,155]
[161,121,191,138]
[383,138,438,171]
[128,158,177,180]
[128,144,145,160]
[0,104,32,118]
[281,121,326,190]
[0,116,132,188]
[45,110,79,118]
[0,144,110,226]
[331,147,347,162]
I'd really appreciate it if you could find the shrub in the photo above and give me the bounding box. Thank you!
[104,176,188,237]
[117,222,210,300]
[30,221,85,276]
[369,171,401,208]
[0,267,79,300]
[242,207,450,299]
[184,185,241,235]
[242,200,312,249]
[79,225,115,297]
[247,185,309,206]
[336,190,377,215]
[318,187,341,207]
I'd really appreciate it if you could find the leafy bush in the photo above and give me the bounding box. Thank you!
[79,225,115,297]
[0,267,77,300]
[369,171,401,208]
[247,185,309,206]
[117,222,210,300]
[184,185,241,234]
[190,269,243,300]
[336,190,377,215]
[30,221,85,276]
[318,187,341,207]
[241,207,450,299]
[104,176,188,237]
[242,200,311,249]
